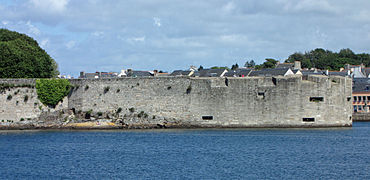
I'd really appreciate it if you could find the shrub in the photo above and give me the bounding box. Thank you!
[129,107,135,113]
[104,86,110,93]
[97,112,103,116]
[116,107,122,114]
[20,118,24,121]
[138,111,145,118]
[85,85,89,91]
[85,109,93,119]
[7,94,12,100]
[24,95,29,102]
[36,79,71,108]
[116,89,120,93]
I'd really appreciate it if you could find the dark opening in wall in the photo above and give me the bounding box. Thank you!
[272,77,277,86]
[309,97,324,102]
[257,92,265,99]
[167,86,171,90]
[202,116,213,120]
[186,84,192,94]
[347,97,351,101]
[225,78,229,86]
[303,118,315,122]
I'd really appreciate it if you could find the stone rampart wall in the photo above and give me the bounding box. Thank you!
[68,75,352,127]
[0,75,353,128]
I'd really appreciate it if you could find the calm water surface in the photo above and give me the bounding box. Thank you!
[1,123,370,179]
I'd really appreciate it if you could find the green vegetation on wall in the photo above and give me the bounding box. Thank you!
[0,29,59,78]
[36,79,71,108]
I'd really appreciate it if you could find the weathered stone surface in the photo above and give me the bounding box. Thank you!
[0,75,352,129]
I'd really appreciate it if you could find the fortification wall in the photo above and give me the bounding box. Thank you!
[67,75,352,127]
[0,79,68,127]
[0,75,352,128]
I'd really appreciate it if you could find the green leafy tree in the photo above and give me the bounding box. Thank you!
[0,29,59,78]
[244,60,256,68]
[283,48,370,70]
[261,58,279,69]
[210,66,229,70]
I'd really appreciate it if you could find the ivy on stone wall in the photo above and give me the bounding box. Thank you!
[36,79,71,108]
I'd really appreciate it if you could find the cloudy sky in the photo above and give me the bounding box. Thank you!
[1,0,370,76]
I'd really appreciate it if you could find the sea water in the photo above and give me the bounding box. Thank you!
[1,123,370,179]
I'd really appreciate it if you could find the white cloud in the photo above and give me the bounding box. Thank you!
[26,21,41,35]
[40,39,49,48]
[65,40,76,49]
[91,31,104,37]
[223,1,236,13]
[281,0,337,14]
[153,17,161,27]
[126,36,146,44]
[29,0,69,13]
[2,21,9,25]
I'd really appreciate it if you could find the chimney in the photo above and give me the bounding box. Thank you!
[325,70,329,76]
[294,61,301,70]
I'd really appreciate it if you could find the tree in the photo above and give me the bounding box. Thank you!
[211,66,229,70]
[261,58,278,69]
[244,60,255,68]
[0,29,59,78]
[198,65,204,71]
[231,63,239,70]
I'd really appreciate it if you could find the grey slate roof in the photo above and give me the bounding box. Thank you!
[362,68,370,78]
[129,71,153,77]
[225,69,252,77]
[292,69,301,74]
[276,63,294,69]
[170,70,192,76]
[83,73,98,79]
[300,70,324,76]
[199,69,227,77]
[328,71,349,77]
[249,68,290,77]
[353,78,370,93]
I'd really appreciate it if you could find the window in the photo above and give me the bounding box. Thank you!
[359,96,362,101]
[367,96,370,101]
[309,97,324,102]
[363,96,366,101]
[354,96,357,102]
[303,118,315,122]
[202,116,213,120]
